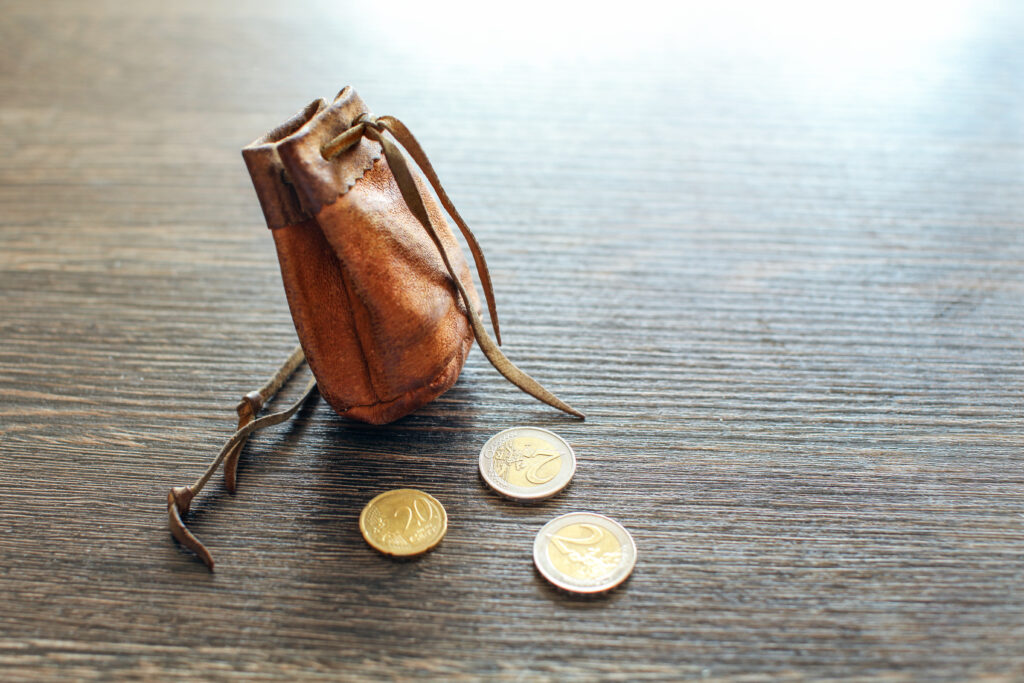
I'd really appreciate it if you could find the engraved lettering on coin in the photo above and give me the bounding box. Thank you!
[533,513,637,594]
[479,428,576,501]
[359,489,447,557]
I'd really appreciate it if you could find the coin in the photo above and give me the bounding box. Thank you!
[533,512,637,594]
[359,489,448,557]
[479,427,576,501]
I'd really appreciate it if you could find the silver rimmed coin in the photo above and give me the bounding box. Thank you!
[533,512,637,594]
[479,427,576,501]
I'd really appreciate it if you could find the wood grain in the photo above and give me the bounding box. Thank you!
[1,0,1023,679]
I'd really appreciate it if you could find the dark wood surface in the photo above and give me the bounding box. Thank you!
[2,0,1023,679]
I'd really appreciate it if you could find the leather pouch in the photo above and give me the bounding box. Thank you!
[242,87,581,424]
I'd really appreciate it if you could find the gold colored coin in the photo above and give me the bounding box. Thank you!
[533,512,637,594]
[479,427,576,501]
[359,489,447,557]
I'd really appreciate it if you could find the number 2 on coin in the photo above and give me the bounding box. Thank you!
[547,523,604,555]
[524,451,561,485]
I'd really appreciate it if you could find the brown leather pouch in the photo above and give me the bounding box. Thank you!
[242,87,581,424]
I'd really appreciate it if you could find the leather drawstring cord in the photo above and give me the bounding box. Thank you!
[222,344,307,494]
[167,345,316,570]
[323,114,585,421]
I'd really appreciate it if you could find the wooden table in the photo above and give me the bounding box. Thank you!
[2,1,1022,679]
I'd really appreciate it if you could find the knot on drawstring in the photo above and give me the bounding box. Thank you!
[356,112,381,128]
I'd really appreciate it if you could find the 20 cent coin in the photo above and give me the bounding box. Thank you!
[359,489,447,557]
[533,512,637,594]
[479,427,576,501]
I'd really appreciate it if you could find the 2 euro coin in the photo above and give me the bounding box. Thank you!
[533,512,637,594]
[479,427,576,501]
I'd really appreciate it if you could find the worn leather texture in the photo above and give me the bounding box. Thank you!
[242,87,479,424]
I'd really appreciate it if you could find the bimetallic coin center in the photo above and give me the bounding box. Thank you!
[493,436,563,487]
[546,522,623,581]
